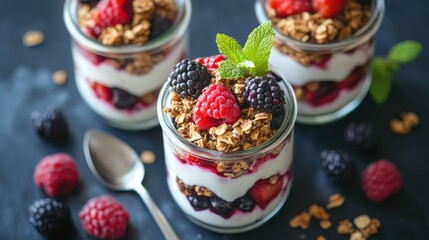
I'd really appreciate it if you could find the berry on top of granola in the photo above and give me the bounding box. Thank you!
[165,21,289,152]
[77,0,177,45]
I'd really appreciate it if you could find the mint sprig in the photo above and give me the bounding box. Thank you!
[370,40,422,104]
[216,21,275,79]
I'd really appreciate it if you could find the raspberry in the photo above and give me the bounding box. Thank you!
[29,198,73,238]
[193,84,241,130]
[93,0,132,28]
[168,59,212,98]
[320,150,355,183]
[80,195,130,239]
[34,153,80,198]
[195,55,226,74]
[269,0,313,17]
[243,75,285,114]
[362,160,402,202]
[313,0,347,18]
[31,107,69,141]
[344,122,379,154]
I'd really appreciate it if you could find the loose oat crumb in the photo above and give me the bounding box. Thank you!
[23,31,44,47]
[327,193,345,209]
[52,70,67,85]
[353,215,371,230]
[309,204,329,221]
[140,150,155,164]
[337,219,355,235]
[316,236,326,240]
[390,111,420,135]
[320,220,332,229]
[349,231,365,240]
[289,211,311,229]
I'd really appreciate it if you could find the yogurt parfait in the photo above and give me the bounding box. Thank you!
[158,22,297,233]
[256,0,384,124]
[64,0,191,130]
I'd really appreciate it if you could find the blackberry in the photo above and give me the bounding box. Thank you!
[320,150,355,183]
[149,16,173,40]
[112,87,138,109]
[29,198,72,237]
[243,75,285,113]
[31,107,69,140]
[344,122,379,154]
[187,195,210,211]
[168,59,212,98]
[209,196,235,218]
[270,108,285,129]
[235,195,255,212]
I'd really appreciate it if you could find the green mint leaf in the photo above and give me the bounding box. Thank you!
[388,40,422,64]
[238,60,255,69]
[385,60,400,72]
[216,33,243,64]
[218,59,247,79]
[242,21,275,76]
[370,58,392,104]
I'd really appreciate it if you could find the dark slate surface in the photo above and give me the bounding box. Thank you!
[1,0,428,239]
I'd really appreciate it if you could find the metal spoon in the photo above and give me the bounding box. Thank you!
[83,129,179,240]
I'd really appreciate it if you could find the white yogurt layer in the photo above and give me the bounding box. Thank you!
[72,36,187,96]
[167,171,292,228]
[76,71,157,122]
[163,132,294,227]
[270,42,374,86]
[298,76,369,115]
[164,133,294,202]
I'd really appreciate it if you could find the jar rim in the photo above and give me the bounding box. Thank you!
[63,0,191,54]
[255,0,385,52]
[157,70,297,161]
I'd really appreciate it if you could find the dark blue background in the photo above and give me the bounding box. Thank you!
[0,0,428,239]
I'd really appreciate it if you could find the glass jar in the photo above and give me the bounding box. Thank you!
[64,0,191,130]
[255,0,385,124]
[157,70,297,233]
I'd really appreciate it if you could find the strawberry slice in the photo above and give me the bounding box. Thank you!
[312,0,347,18]
[249,175,283,209]
[269,0,314,18]
[93,82,112,101]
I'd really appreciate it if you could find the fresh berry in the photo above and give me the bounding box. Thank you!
[93,0,133,28]
[249,175,283,209]
[305,81,339,106]
[243,75,285,114]
[80,195,130,239]
[195,55,226,74]
[320,150,355,183]
[188,195,210,211]
[209,196,235,218]
[31,107,69,140]
[193,84,241,130]
[82,26,101,39]
[168,59,212,98]
[313,0,347,18]
[235,195,256,212]
[29,198,72,237]
[34,153,80,198]
[269,0,314,17]
[362,160,402,202]
[150,16,173,40]
[270,108,285,129]
[344,122,379,154]
[93,82,113,101]
[112,87,138,109]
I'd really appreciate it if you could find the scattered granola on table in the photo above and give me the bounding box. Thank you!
[52,70,67,85]
[23,31,44,47]
[390,111,420,135]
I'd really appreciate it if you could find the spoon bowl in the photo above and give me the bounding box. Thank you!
[83,129,179,240]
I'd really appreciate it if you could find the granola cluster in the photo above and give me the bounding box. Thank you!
[165,75,279,153]
[288,193,382,240]
[390,111,420,135]
[77,0,177,75]
[268,0,371,66]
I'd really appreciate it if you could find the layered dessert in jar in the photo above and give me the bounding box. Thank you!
[158,22,297,233]
[64,0,191,129]
[255,0,385,124]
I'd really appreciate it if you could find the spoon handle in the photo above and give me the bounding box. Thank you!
[134,184,180,240]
